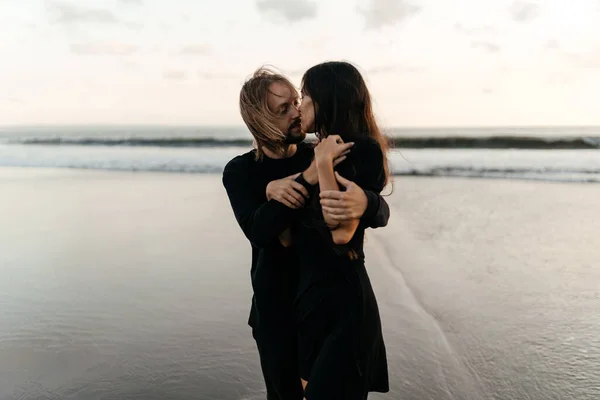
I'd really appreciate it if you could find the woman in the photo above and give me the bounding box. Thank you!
[293,61,390,399]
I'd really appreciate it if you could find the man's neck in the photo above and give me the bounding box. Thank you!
[262,144,297,159]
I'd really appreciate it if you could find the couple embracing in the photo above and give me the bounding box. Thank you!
[223,61,391,400]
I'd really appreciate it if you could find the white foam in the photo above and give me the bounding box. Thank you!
[1,144,600,183]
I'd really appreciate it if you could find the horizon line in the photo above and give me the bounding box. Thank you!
[1,124,600,130]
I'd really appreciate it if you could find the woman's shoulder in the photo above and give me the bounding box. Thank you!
[351,135,380,147]
[336,135,384,178]
[351,136,384,159]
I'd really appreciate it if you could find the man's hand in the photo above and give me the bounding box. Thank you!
[266,173,310,209]
[319,172,368,221]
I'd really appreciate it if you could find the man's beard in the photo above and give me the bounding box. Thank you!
[284,118,306,144]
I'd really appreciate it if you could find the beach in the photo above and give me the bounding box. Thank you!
[1,167,599,399]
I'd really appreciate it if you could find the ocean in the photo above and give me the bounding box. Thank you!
[1,127,599,399]
[1,125,600,183]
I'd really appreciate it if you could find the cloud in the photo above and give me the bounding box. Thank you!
[70,42,139,55]
[7,95,24,104]
[508,1,540,23]
[180,45,211,55]
[198,72,239,80]
[471,41,501,52]
[122,61,139,70]
[454,23,496,35]
[547,72,571,85]
[164,70,188,81]
[204,64,426,80]
[46,1,121,24]
[256,0,317,22]
[358,0,421,30]
[286,69,305,76]
[46,1,142,29]
[368,64,426,74]
[545,39,560,49]
[566,51,600,69]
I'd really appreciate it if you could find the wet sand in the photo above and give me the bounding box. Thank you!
[0,167,598,399]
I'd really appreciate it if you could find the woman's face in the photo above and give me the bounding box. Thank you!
[299,91,315,135]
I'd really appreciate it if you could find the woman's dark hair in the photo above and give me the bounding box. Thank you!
[301,61,390,185]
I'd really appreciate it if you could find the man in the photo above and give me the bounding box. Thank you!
[222,67,390,399]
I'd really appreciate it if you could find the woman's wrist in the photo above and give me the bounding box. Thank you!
[316,154,334,168]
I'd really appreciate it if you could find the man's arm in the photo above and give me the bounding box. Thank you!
[222,160,305,248]
[319,173,390,228]
[361,189,390,228]
[303,139,389,228]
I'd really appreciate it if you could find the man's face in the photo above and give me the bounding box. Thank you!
[266,81,305,144]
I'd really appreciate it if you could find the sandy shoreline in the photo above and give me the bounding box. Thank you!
[1,167,599,400]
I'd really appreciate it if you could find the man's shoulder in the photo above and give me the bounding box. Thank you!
[222,150,257,187]
[294,140,315,162]
[224,150,256,174]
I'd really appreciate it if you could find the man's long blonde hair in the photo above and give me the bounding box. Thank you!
[239,67,298,160]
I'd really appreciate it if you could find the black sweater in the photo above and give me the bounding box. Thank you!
[222,141,390,329]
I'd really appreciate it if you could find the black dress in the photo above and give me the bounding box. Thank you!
[292,137,390,399]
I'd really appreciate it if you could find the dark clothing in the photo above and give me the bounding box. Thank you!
[292,138,390,399]
[222,141,390,400]
[223,143,313,327]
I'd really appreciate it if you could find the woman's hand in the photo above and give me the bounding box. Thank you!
[303,153,351,185]
[314,135,354,166]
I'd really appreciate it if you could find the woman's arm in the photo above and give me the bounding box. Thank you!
[278,228,293,247]
[316,155,360,244]
[314,135,361,245]
[319,174,390,228]
[315,135,387,245]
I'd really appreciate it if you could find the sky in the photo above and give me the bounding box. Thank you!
[1,0,600,127]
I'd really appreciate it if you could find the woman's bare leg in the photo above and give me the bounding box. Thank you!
[301,378,308,399]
